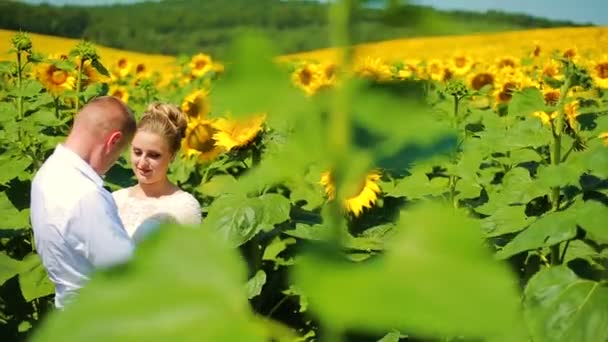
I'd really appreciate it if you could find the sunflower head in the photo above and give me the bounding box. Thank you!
[108,86,129,103]
[189,53,213,78]
[181,89,210,119]
[542,87,561,106]
[564,100,580,129]
[449,53,473,76]
[590,55,608,88]
[532,111,557,126]
[542,59,564,81]
[354,57,393,82]
[599,132,608,146]
[35,63,75,96]
[496,56,518,70]
[212,113,266,151]
[182,118,223,161]
[319,170,382,217]
[114,58,132,79]
[78,58,109,87]
[468,70,495,91]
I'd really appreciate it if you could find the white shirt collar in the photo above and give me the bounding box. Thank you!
[54,144,104,188]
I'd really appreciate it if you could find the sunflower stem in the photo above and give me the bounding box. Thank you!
[327,0,352,246]
[75,57,84,113]
[16,51,24,121]
[549,76,571,266]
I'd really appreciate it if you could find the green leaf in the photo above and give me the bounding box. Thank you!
[0,192,30,229]
[244,270,266,300]
[28,109,63,127]
[292,202,524,339]
[575,200,608,243]
[378,330,403,342]
[12,79,43,98]
[197,174,237,198]
[455,178,481,200]
[0,253,22,286]
[508,87,546,118]
[18,253,55,302]
[500,167,548,205]
[481,205,533,237]
[263,236,296,262]
[283,223,331,241]
[523,265,608,342]
[32,224,270,341]
[0,155,32,185]
[389,172,449,199]
[203,193,291,247]
[536,163,581,189]
[562,240,599,264]
[496,209,577,259]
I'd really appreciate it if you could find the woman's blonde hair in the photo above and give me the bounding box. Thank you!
[137,102,188,155]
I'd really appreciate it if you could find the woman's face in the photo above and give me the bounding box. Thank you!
[130,130,173,185]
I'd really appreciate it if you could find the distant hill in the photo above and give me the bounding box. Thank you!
[0,0,590,58]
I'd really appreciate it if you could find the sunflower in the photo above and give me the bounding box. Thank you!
[181,89,210,119]
[542,59,564,82]
[495,56,518,70]
[189,53,213,78]
[467,70,495,91]
[35,63,75,96]
[292,63,322,96]
[212,113,266,151]
[134,63,150,79]
[564,100,579,130]
[77,58,108,87]
[320,170,382,217]
[493,79,519,104]
[599,132,608,146]
[562,47,579,62]
[425,59,448,81]
[542,87,561,106]
[532,111,557,126]
[531,40,542,58]
[354,57,393,82]
[588,55,608,88]
[108,86,129,103]
[182,118,223,161]
[449,53,473,76]
[114,58,132,79]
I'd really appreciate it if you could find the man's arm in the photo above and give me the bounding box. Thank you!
[73,189,135,268]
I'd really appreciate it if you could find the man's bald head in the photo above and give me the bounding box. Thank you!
[65,96,137,175]
[72,96,136,142]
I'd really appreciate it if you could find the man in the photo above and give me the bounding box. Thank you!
[30,96,137,310]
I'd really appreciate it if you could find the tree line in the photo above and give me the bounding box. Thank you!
[0,0,589,58]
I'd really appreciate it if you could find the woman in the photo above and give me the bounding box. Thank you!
[112,102,201,242]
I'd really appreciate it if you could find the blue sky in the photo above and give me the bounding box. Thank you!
[20,0,608,25]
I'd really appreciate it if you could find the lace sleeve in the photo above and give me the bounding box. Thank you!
[173,192,202,226]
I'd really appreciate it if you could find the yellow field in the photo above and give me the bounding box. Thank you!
[0,29,177,73]
[281,26,608,63]
[2,26,608,74]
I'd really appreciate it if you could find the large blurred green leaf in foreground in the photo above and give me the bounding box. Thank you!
[31,225,271,342]
[523,265,608,342]
[292,201,524,340]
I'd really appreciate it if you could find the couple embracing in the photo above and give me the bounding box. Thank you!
[30,96,201,310]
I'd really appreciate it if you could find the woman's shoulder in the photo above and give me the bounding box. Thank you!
[112,186,133,201]
[173,189,201,208]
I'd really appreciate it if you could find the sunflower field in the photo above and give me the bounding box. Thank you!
[1,2,608,341]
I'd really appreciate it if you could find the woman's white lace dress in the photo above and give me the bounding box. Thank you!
[112,187,202,241]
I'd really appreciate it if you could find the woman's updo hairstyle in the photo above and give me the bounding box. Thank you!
[137,102,188,155]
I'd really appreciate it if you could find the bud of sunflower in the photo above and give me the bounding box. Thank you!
[445,79,468,98]
[69,40,100,63]
[10,32,32,54]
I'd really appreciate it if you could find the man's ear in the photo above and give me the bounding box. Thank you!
[107,131,123,150]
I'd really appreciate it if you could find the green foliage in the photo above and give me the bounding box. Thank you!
[523,266,608,342]
[0,0,589,58]
[0,4,607,342]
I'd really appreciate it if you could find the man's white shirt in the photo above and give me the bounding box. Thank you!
[30,144,134,309]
